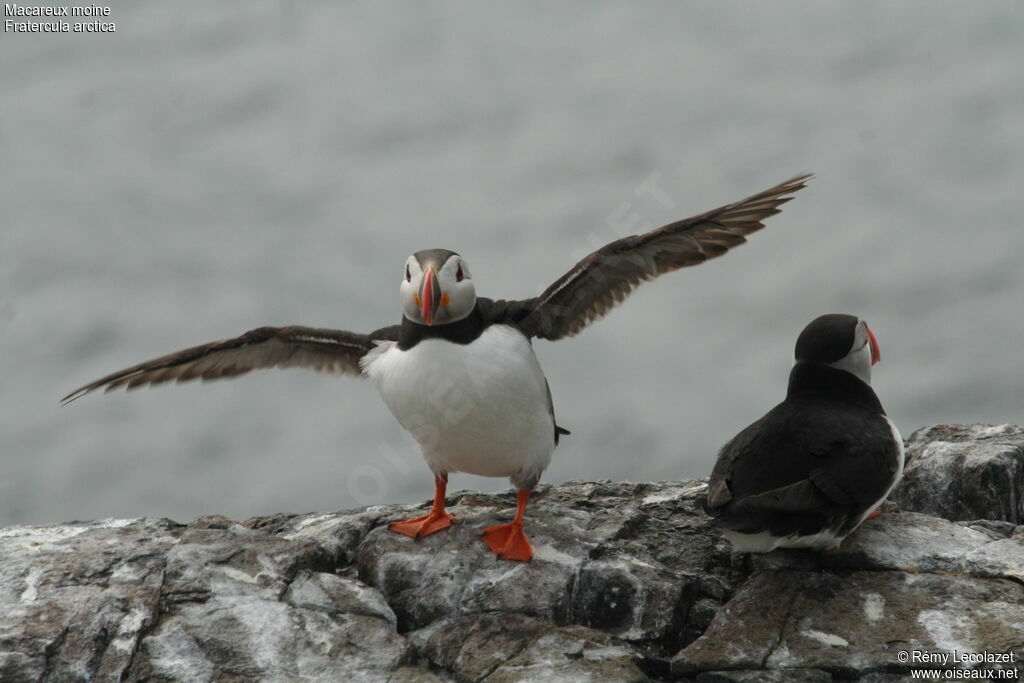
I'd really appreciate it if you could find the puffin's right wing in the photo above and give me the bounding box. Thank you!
[515,174,812,341]
[61,325,400,404]
[705,418,840,535]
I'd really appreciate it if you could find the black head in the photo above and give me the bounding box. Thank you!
[413,248,460,270]
[795,314,881,385]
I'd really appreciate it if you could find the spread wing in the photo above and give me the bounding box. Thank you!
[516,174,811,340]
[61,325,400,404]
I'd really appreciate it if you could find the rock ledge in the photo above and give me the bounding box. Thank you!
[1,424,1022,682]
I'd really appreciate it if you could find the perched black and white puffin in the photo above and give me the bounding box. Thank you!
[705,313,904,553]
[63,174,810,562]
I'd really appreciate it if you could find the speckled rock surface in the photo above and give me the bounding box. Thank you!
[0,424,1021,682]
[672,568,1023,678]
[892,423,1024,523]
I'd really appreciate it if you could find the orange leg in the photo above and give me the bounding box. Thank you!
[866,508,882,520]
[389,474,457,539]
[480,490,534,562]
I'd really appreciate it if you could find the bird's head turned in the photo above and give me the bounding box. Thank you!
[794,313,881,385]
[401,249,476,326]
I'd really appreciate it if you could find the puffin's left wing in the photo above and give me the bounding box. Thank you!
[61,325,400,404]
[516,174,812,341]
[807,429,901,507]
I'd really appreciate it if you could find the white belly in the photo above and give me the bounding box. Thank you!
[361,325,557,487]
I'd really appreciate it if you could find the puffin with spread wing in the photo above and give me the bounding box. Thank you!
[64,174,811,561]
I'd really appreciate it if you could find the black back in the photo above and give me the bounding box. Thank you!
[706,362,899,538]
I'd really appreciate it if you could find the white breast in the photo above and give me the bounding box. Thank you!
[361,325,557,487]
[859,415,905,523]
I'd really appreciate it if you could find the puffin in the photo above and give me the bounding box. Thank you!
[63,174,811,562]
[705,313,904,553]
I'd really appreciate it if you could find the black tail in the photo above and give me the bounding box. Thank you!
[554,424,571,444]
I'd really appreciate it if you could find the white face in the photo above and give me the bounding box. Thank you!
[828,319,879,385]
[401,252,476,326]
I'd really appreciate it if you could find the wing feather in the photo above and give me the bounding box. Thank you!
[62,325,399,404]
[518,174,812,340]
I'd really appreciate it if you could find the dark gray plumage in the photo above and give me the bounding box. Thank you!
[61,326,400,404]
[518,174,812,340]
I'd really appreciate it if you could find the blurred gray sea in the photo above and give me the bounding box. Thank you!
[2,2,1022,526]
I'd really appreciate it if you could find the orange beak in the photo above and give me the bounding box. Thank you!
[867,325,881,366]
[420,266,441,326]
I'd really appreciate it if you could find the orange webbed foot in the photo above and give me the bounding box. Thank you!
[390,474,456,539]
[865,508,882,520]
[389,510,457,539]
[481,521,533,562]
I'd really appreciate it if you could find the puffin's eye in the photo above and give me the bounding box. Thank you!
[456,264,464,282]
[405,265,411,282]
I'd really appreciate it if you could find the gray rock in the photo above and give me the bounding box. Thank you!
[416,613,647,682]
[893,424,1024,523]
[0,518,180,682]
[348,480,732,653]
[0,425,1021,681]
[673,569,1023,679]
[821,511,1024,583]
[696,670,832,682]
